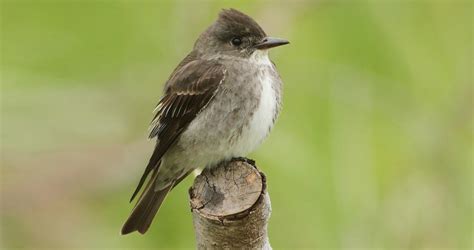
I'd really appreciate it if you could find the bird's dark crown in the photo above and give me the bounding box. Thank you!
[213,9,266,42]
[194,9,269,57]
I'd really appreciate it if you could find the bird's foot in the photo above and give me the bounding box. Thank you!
[230,157,256,166]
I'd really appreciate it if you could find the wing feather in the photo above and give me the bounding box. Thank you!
[129,59,226,202]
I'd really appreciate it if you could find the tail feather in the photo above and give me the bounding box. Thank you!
[121,169,174,235]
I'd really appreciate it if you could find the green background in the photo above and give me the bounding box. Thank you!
[1,0,472,249]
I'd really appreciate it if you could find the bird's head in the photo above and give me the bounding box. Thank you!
[195,9,289,59]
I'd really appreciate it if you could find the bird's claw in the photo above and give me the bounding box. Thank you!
[230,157,256,166]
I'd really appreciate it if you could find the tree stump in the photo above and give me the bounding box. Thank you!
[189,159,271,249]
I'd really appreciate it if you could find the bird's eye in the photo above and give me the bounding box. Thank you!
[231,37,242,46]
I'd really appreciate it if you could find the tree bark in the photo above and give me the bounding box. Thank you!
[189,159,272,249]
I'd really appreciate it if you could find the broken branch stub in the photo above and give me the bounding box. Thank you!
[189,159,272,249]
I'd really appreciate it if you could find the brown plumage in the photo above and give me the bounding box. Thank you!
[121,8,288,235]
[121,166,174,234]
[122,59,226,235]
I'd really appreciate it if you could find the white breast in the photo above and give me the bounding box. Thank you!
[172,51,279,170]
[231,52,277,156]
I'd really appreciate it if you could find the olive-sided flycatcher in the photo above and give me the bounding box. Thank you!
[122,8,289,235]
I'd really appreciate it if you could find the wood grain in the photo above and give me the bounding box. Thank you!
[189,159,272,249]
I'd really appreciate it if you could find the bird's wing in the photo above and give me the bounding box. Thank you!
[129,59,227,202]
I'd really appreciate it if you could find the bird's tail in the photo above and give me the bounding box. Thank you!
[121,168,173,235]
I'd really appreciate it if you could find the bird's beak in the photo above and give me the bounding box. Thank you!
[254,37,289,50]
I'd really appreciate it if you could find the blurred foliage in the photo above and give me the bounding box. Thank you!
[1,0,472,249]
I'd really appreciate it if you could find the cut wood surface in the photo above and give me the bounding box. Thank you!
[189,159,272,249]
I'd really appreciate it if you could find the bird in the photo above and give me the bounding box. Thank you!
[121,8,289,235]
